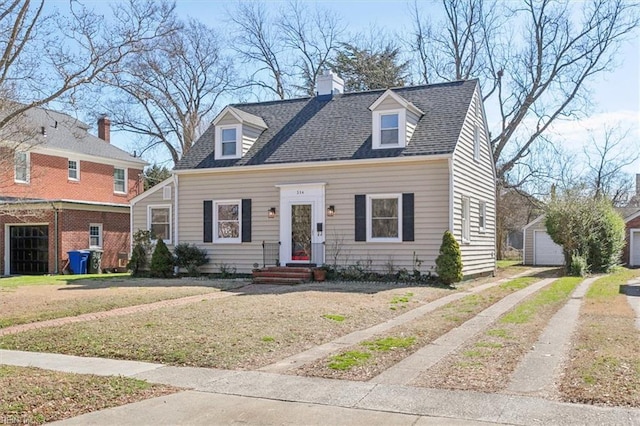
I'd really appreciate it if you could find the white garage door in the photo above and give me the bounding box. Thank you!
[631,230,640,267]
[534,231,564,266]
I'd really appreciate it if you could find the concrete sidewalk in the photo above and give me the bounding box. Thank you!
[3,349,639,425]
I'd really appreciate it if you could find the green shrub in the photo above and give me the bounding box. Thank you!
[127,230,154,276]
[149,239,174,278]
[174,243,209,276]
[545,192,625,273]
[569,253,589,277]
[435,230,463,285]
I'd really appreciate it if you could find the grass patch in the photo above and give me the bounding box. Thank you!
[499,277,537,291]
[328,351,371,370]
[0,274,130,289]
[475,341,503,349]
[486,328,510,339]
[261,336,275,342]
[362,336,416,351]
[390,292,414,309]
[586,267,637,300]
[0,365,176,424]
[501,277,581,324]
[497,260,522,269]
[322,314,345,322]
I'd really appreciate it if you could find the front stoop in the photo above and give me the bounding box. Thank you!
[252,267,312,285]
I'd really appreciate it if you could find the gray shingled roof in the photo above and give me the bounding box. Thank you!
[176,79,478,170]
[3,107,146,165]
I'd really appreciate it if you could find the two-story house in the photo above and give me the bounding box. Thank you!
[0,107,146,275]
[132,73,496,278]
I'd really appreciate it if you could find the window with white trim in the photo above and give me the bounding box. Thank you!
[215,124,241,159]
[89,223,103,248]
[479,201,486,232]
[148,205,171,243]
[462,196,470,242]
[367,194,402,242]
[68,159,79,181]
[215,200,241,243]
[114,167,126,193]
[473,125,480,161]
[372,109,406,149]
[14,151,29,183]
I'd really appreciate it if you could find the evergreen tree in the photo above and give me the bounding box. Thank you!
[435,230,463,285]
[150,239,174,278]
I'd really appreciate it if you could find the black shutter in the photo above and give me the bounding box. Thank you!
[402,193,414,242]
[241,199,252,243]
[203,200,213,243]
[355,194,366,241]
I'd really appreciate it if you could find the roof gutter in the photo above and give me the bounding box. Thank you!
[174,154,453,176]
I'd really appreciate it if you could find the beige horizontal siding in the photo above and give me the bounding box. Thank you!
[452,88,496,277]
[131,182,175,249]
[177,160,450,274]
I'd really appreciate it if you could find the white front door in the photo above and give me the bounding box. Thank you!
[278,183,325,265]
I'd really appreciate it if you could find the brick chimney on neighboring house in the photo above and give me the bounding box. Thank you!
[98,115,110,143]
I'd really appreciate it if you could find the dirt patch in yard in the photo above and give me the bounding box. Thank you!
[413,277,582,392]
[559,269,640,408]
[0,282,458,369]
[0,277,245,328]
[0,365,178,424]
[295,277,542,381]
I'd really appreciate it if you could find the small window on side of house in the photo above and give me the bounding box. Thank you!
[149,206,171,243]
[462,196,470,243]
[162,186,171,200]
[479,201,486,233]
[89,223,103,248]
[68,159,79,181]
[114,168,126,193]
[473,125,480,161]
[14,151,29,183]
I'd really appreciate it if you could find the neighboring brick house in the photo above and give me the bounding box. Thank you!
[0,107,146,275]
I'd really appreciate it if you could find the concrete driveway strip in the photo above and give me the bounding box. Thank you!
[506,276,597,397]
[0,349,163,377]
[260,270,537,374]
[623,277,640,329]
[370,277,558,386]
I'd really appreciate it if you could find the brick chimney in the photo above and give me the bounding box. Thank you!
[98,115,110,143]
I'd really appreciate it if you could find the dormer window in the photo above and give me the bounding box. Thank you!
[222,128,238,156]
[372,109,406,149]
[212,106,267,161]
[369,90,422,151]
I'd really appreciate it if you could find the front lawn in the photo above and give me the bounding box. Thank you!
[0,365,177,424]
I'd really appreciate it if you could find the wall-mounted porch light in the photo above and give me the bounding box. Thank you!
[327,205,335,217]
[268,207,277,218]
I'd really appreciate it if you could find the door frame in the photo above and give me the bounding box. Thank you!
[277,183,325,265]
[4,223,49,276]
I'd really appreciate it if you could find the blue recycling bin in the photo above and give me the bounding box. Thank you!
[68,250,90,274]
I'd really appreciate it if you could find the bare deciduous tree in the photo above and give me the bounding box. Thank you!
[101,19,232,164]
[229,0,344,99]
[582,126,638,206]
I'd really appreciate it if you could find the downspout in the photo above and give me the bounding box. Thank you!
[448,157,454,232]
[53,203,59,274]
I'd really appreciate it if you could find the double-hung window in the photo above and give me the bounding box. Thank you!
[462,196,470,242]
[221,128,237,156]
[89,224,103,248]
[14,151,29,183]
[114,168,126,193]
[68,159,79,180]
[149,206,171,243]
[215,201,241,243]
[380,113,399,145]
[479,201,486,233]
[367,194,402,242]
[215,125,241,159]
